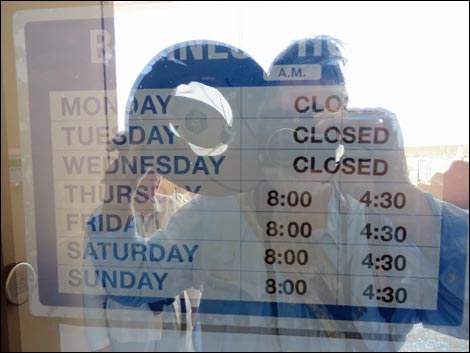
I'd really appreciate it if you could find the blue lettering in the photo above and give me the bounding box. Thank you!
[129,126,145,144]
[167,245,184,262]
[128,95,172,115]
[149,244,166,262]
[141,95,157,114]
[106,215,122,232]
[87,215,101,232]
[137,272,153,290]
[141,156,154,173]
[147,126,164,144]
[156,155,171,174]
[193,157,209,175]
[83,242,99,260]
[97,242,112,260]
[184,185,201,194]
[131,243,147,261]
[122,156,138,175]
[101,270,117,288]
[120,271,136,289]
[175,156,190,174]
[83,242,200,264]
[123,215,136,232]
[156,95,171,114]
[113,242,128,261]
[210,156,225,174]
[152,272,168,290]
[183,244,199,262]
[163,125,176,144]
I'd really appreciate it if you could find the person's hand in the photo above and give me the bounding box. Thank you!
[133,170,160,216]
[101,141,143,229]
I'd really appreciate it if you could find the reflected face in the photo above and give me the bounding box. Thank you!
[254,85,346,194]
[133,171,162,215]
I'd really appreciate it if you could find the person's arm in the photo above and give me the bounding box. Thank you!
[87,196,204,307]
[420,199,469,339]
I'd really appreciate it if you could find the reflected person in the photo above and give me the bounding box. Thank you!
[86,38,468,352]
[84,169,198,352]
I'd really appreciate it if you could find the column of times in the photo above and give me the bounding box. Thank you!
[338,182,441,310]
[237,99,442,310]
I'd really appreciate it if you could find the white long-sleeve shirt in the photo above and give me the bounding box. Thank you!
[85,188,469,351]
[84,193,196,351]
